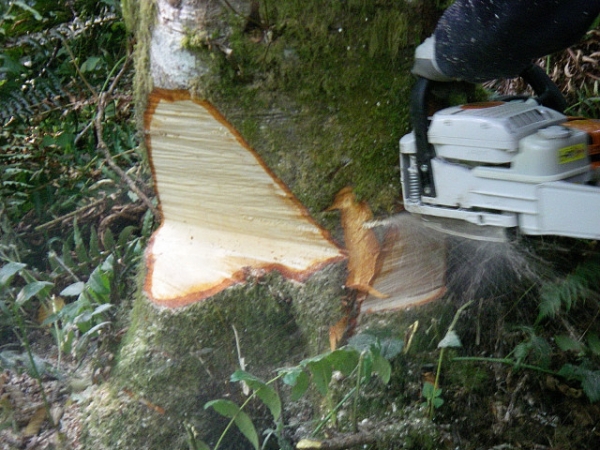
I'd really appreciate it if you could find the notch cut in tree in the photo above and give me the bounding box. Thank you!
[362,214,447,313]
[328,186,447,314]
[144,89,345,307]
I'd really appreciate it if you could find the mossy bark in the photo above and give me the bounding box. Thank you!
[82,1,446,448]
[82,266,348,449]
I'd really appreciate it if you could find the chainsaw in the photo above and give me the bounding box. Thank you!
[400,64,600,241]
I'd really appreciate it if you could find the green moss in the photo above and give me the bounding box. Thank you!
[446,359,490,394]
[178,1,433,219]
[82,263,347,449]
[126,0,155,134]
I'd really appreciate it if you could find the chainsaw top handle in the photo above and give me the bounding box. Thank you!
[409,63,567,198]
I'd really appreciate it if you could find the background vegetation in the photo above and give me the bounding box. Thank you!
[0,1,154,442]
[1,0,600,449]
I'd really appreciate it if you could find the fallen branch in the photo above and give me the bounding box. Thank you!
[296,422,406,450]
[296,432,378,449]
[93,55,160,220]
[34,195,113,232]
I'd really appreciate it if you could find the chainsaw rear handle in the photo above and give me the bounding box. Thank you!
[409,63,567,198]
[519,64,567,113]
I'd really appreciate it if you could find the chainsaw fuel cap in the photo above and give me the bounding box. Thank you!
[538,125,571,139]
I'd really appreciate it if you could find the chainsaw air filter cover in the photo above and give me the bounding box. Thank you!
[427,101,565,164]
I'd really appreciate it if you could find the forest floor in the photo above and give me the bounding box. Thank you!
[2,236,600,450]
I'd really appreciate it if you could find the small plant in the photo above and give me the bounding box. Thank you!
[423,300,473,419]
[194,332,404,450]
[0,261,55,428]
[537,256,600,322]
[421,382,443,411]
[453,326,600,403]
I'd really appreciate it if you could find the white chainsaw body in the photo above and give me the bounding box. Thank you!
[400,100,600,239]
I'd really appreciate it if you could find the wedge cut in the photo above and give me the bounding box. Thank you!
[144,89,345,307]
[361,213,447,313]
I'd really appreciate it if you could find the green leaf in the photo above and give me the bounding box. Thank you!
[103,228,115,251]
[348,332,404,360]
[255,386,280,421]
[229,370,262,386]
[280,367,303,386]
[85,321,111,336]
[60,281,85,297]
[73,220,90,265]
[0,54,26,75]
[0,262,26,287]
[581,370,600,403]
[91,303,113,316]
[141,209,154,238]
[306,358,332,396]
[422,381,442,401]
[432,396,444,408]
[54,132,74,150]
[193,440,211,450]
[360,352,373,384]
[327,348,360,376]
[16,281,53,306]
[204,399,259,450]
[61,240,76,270]
[86,263,112,303]
[230,371,281,421]
[14,1,43,20]
[555,334,585,354]
[89,227,101,260]
[290,370,310,401]
[558,364,600,403]
[438,330,462,348]
[587,333,600,357]
[80,56,102,73]
[371,353,391,384]
[538,290,562,320]
[513,341,530,365]
[348,333,378,352]
[379,337,404,360]
[280,367,311,401]
[117,226,137,248]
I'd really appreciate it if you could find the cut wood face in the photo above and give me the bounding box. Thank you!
[144,89,345,307]
[362,214,447,313]
[327,187,446,313]
[327,186,387,299]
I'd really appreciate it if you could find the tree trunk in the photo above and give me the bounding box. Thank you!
[81,1,444,448]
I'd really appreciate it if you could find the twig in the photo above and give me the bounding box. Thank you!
[232,325,249,395]
[34,196,111,232]
[298,423,406,449]
[93,56,160,220]
[61,37,98,99]
[452,356,558,375]
[297,432,377,449]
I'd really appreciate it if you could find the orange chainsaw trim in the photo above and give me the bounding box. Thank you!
[565,117,600,168]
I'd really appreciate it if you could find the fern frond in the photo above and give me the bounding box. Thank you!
[538,257,600,321]
[0,10,119,124]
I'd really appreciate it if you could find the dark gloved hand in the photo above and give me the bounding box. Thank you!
[412,36,454,82]
[413,0,600,84]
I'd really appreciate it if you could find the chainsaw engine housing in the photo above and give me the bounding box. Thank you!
[400,100,600,239]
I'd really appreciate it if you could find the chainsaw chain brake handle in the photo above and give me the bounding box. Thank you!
[409,63,567,199]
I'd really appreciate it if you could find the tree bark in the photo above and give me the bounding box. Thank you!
[81,1,443,448]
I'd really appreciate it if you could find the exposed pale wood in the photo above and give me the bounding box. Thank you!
[361,214,447,313]
[144,89,345,307]
[327,187,387,298]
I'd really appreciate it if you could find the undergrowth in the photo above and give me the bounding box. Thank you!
[1,1,600,449]
[0,0,154,395]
